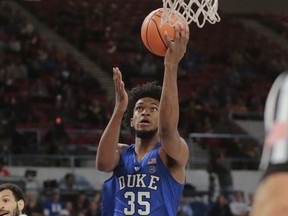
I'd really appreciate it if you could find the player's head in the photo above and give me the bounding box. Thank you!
[124,81,162,139]
[0,183,25,216]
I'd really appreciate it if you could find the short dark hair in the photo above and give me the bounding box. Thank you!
[0,183,25,202]
[65,173,74,180]
[123,81,162,135]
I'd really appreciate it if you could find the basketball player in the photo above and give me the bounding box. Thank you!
[0,183,26,216]
[96,23,190,215]
[250,72,288,216]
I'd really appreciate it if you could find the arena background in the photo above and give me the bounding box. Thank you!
[0,0,288,208]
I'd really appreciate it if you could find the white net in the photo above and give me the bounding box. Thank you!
[162,0,221,28]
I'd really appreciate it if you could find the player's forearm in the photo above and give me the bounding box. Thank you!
[159,63,179,135]
[96,110,123,171]
[158,63,190,166]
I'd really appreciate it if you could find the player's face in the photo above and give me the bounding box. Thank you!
[131,97,159,138]
[0,190,23,216]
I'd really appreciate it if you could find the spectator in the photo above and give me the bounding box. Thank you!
[25,190,44,216]
[86,191,101,216]
[177,193,194,216]
[59,173,77,191]
[74,191,90,215]
[12,94,34,123]
[24,170,42,196]
[85,200,101,216]
[207,193,232,216]
[58,173,93,191]
[208,149,234,202]
[43,189,65,216]
[0,110,15,153]
[229,191,248,216]
[60,201,75,216]
[0,158,10,176]
[178,183,197,216]
[246,192,254,215]
[87,99,107,126]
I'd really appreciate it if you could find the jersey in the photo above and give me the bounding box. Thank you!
[101,142,184,216]
[101,175,117,216]
[43,199,65,216]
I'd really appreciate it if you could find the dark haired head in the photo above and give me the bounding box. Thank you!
[123,81,162,135]
[0,183,26,215]
[65,173,74,179]
[0,183,25,203]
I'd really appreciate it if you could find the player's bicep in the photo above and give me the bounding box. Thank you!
[161,136,189,166]
[97,143,127,172]
[109,143,128,170]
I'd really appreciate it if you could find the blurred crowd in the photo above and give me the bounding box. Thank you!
[0,164,256,216]
[1,1,286,215]
[1,0,288,162]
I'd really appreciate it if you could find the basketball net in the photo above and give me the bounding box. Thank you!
[162,0,220,28]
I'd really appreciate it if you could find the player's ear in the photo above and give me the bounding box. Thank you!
[17,199,25,212]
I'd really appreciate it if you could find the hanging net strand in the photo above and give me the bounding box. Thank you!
[161,0,221,28]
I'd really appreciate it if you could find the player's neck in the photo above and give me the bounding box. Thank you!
[135,135,158,146]
[134,136,159,155]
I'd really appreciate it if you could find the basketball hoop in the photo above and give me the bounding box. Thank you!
[161,0,220,28]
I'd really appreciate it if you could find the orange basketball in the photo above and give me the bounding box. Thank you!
[141,8,186,57]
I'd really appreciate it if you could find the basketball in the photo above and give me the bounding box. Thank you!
[141,8,186,57]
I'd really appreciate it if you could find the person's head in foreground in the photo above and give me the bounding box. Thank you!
[0,183,25,216]
[251,72,288,216]
[251,173,288,216]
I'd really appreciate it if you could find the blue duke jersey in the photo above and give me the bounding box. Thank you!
[101,142,184,216]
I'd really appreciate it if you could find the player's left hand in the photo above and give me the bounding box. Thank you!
[164,23,189,65]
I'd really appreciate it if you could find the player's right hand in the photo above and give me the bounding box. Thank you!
[113,67,128,113]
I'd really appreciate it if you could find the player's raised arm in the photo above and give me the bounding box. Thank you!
[96,67,128,172]
[158,23,190,167]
